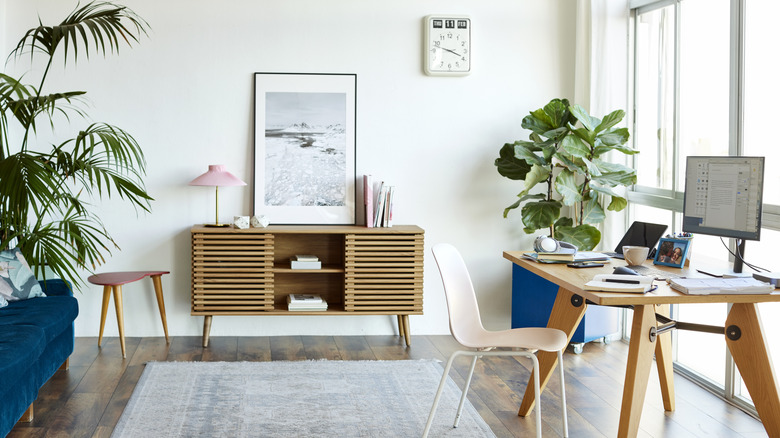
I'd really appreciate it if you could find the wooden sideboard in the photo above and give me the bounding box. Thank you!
[191,225,424,346]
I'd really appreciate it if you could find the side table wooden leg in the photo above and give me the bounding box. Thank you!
[655,304,675,411]
[98,285,111,348]
[518,286,587,416]
[203,315,213,347]
[725,303,780,437]
[151,275,170,344]
[618,304,657,438]
[112,285,126,359]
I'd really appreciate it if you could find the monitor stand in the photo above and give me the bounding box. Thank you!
[696,239,748,277]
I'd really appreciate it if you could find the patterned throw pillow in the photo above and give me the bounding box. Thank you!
[0,248,46,301]
[0,294,7,308]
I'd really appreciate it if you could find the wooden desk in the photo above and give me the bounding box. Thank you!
[504,251,780,437]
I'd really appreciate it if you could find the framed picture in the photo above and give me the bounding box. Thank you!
[253,72,357,224]
[653,237,691,268]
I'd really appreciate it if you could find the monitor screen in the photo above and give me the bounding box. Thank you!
[682,156,764,241]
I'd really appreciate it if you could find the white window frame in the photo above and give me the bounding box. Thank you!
[628,0,779,416]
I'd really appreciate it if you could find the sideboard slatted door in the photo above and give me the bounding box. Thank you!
[191,232,274,313]
[344,232,424,313]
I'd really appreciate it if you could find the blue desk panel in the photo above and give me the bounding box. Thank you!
[511,263,619,344]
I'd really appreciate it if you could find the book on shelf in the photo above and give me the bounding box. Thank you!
[364,174,374,228]
[290,259,321,269]
[669,277,774,295]
[293,254,319,262]
[370,181,395,227]
[287,294,328,311]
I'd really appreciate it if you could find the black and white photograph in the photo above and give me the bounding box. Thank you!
[253,73,356,224]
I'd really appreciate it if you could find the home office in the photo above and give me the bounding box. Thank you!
[2,0,778,437]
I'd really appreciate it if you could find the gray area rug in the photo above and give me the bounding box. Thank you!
[112,360,496,437]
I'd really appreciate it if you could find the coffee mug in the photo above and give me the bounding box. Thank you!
[623,246,650,266]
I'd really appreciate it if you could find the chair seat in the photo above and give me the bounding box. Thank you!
[468,327,568,352]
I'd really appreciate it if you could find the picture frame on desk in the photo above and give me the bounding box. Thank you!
[653,237,690,268]
[252,72,357,224]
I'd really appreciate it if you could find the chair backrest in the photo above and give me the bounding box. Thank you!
[431,243,488,347]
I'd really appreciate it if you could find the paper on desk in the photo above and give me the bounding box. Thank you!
[669,277,774,295]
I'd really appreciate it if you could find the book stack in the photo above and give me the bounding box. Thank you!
[287,294,328,311]
[363,175,394,227]
[521,251,610,264]
[290,254,321,270]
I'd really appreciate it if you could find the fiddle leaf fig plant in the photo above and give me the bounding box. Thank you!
[0,2,152,288]
[494,98,638,250]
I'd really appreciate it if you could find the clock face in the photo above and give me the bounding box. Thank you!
[424,16,471,76]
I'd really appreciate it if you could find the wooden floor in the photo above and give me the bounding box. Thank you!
[9,335,768,438]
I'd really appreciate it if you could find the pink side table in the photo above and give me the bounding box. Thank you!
[87,271,170,358]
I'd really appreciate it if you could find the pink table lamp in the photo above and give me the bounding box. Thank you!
[189,164,246,227]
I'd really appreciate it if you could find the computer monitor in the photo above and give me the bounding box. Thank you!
[682,156,765,272]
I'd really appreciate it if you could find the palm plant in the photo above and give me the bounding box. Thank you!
[0,2,152,288]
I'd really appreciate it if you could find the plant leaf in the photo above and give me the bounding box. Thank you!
[495,143,532,180]
[569,104,600,132]
[581,195,606,224]
[554,168,582,206]
[554,223,601,251]
[561,134,591,158]
[594,109,625,133]
[521,200,561,233]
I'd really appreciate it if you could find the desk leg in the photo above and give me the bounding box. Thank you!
[518,286,587,417]
[112,285,126,359]
[654,304,675,411]
[725,303,780,437]
[618,304,657,438]
[151,275,170,344]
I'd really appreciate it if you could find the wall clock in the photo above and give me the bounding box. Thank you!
[424,15,471,76]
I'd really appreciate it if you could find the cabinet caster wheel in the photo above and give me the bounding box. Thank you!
[603,336,611,345]
[572,343,584,354]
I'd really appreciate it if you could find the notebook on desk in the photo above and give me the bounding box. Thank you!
[604,221,668,259]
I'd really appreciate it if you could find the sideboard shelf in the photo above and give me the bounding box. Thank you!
[191,225,424,346]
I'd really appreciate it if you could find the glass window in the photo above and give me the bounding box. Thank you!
[634,4,675,190]
[743,0,780,206]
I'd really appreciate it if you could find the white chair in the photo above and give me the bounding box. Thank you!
[423,243,569,438]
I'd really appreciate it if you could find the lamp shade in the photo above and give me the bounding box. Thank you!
[189,164,247,187]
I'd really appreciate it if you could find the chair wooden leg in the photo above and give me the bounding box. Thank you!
[151,274,170,344]
[112,285,126,359]
[454,355,479,427]
[19,403,33,422]
[98,285,111,347]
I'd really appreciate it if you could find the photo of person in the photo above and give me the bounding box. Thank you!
[653,238,690,267]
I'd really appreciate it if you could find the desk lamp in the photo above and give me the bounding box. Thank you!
[189,164,246,227]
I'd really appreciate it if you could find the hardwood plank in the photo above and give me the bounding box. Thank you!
[237,336,272,361]
[202,336,238,361]
[269,336,306,361]
[9,335,768,438]
[301,336,341,360]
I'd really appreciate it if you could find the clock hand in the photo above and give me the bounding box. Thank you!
[440,47,461,56]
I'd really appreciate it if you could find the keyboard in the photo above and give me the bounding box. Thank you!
[630,265,683,280]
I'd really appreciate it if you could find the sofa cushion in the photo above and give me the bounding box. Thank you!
[0,296,79,343]
[0,248,45,301]
[0,325,46,396]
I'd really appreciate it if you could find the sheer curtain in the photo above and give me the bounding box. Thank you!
[575,0,631,250]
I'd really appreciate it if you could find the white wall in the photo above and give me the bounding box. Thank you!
[2,0,577,337]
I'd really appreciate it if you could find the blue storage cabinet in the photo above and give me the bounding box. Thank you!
[511,263,620,353]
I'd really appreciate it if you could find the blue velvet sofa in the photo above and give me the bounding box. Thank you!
[0,280,79,436]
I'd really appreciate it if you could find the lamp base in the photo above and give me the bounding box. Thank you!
[203,223,231,228]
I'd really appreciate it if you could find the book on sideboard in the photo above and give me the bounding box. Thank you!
[290,255,321,270]
[287,294,328,311]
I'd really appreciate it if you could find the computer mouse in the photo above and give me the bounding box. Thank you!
[613,266,640,276]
